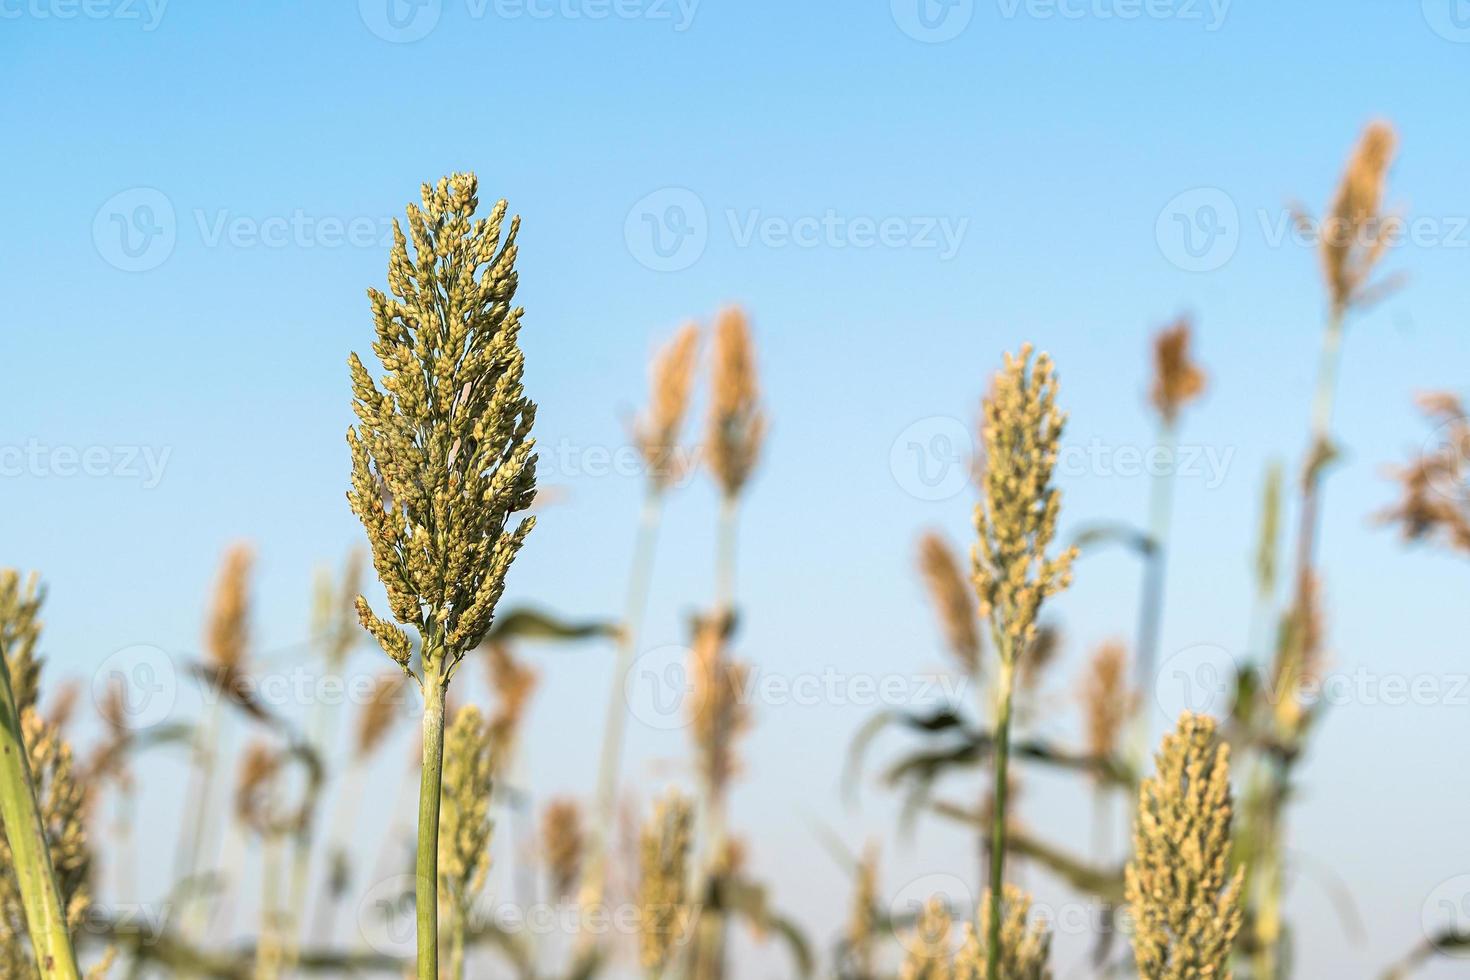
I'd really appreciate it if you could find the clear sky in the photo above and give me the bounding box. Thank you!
[5,1,1470,975]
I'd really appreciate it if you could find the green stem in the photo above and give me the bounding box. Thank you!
[986,656,1016,980]
[586,490,664,907]
[1129,421,1178,770]
[0,644,80,979]
[174,694,222,951]
[714,496,738,616]
[416,664,448,980]
[1249,756,1285,980]
[1295,306,1345,585]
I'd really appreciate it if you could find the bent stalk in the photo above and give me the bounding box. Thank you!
[0,644,80,980]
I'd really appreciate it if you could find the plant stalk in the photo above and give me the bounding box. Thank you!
[1294,305,1345,585]
[692,495,741,980]
[714,496,738,615]
[173,695,222,942]
[0,643,80,979]
[416,662,448,979]
[1129,420,1178,769]
[1250,304,1346,975]
[585,489,664,907]
[986,653,1016,980]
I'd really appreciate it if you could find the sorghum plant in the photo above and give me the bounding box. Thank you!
[971,344,1076,980]
[347,172,537,976]
[588,322,700,908]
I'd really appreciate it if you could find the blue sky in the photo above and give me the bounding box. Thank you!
[5,1,1470,975]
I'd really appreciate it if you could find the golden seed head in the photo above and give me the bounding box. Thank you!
[1379,391,1470,556]
[972,345,1078,655]
[440,705,495,903]
[637,791,694,972]
[1319,120,1398,313]
[540,798,585,900]
[1,569,47,714]
[687,612,751,798]
[900,897,954,980]
[347,173,538,682]
[1150,318,1206,426]
[205,544,253,673]
[354,669,409,762]
[917,532,982,676]
[707,306,767,500]
[954,886,1052,980]
[234,741,284,837]
[44,680,80,732]
[636,323,701,493]
[1081,641,1135,764]
[486,643,538,775]
[1125,712,1243,978]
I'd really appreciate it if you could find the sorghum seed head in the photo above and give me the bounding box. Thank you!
[1125,712,1243,979]
[707,306,767,500]
[439,705,495,903]
[1319,121,1398,314]
[688,612,750,799]
[972,345,1077,656]
[1081,641,1135,765]
[347,173,538,685]
[900,897,953,980]
[1150,318,1206,426]
[205,544,252,673]
[1,569,46,714]
[917,532,982,676]
[638,791,694,972]
[954,886,1052,980]
[540,798,585,900]
[636,323,701,493]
